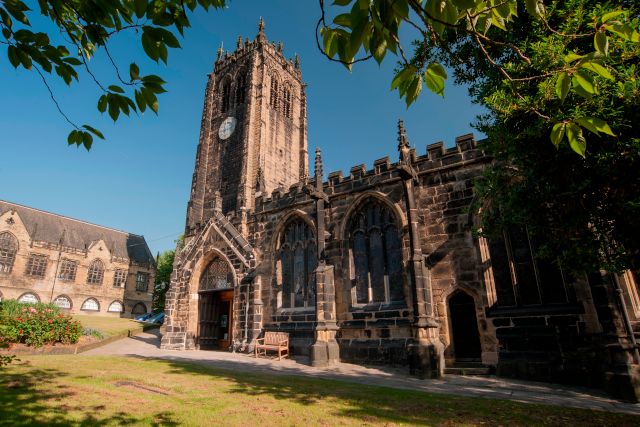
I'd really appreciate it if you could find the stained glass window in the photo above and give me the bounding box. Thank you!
[278,218,316,308]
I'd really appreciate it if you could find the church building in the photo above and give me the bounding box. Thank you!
[161,20,640,401]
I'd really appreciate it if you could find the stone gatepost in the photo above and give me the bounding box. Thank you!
[397,120,444,378]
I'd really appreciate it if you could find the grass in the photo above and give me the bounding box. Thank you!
[73,315,147,338]
[1,355,638,426]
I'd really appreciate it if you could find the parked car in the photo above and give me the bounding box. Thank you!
[146,311,165,325]
[135,312,154,322]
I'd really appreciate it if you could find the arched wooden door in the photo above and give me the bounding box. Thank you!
[448,291,482,360]
[198,257,234,350]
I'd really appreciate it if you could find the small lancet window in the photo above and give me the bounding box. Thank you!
[270,78,279,109]
[283,87,292,118]
[221,80,231,113]
[236,73,247,105]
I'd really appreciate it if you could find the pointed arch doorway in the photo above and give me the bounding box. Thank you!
[448,291,482,361]
[198,257,235,350]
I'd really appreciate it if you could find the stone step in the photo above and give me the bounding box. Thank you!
[444,366,492,376]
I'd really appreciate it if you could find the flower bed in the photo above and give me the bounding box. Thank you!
[0,300,82,348]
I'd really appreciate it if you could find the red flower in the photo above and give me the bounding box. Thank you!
[18,329,23,335]
[48,319,53,324]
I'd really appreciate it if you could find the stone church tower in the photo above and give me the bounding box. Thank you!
[185,18,308,234]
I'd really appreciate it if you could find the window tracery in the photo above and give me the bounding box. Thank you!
[0,232,18,273]
[199,258,234,291]
[277,218,316,308]
[347,199,404,305]
[87,259,104,285]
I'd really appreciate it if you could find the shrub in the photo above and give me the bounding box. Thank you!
[0,300,83,347]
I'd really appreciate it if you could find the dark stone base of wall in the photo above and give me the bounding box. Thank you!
[338,338,411,366]
[262,324,314,357]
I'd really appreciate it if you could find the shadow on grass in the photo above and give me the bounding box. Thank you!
[125,354,640,426]
[0,361,178,427]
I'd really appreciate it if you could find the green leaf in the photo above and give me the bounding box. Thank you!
[108,97,120,121]
[142,29,159,62]
[575,117,615,137]
[67,130,79,146]
[555,72,570,102]
[82,125,104,139]
[550,122,565,148]
[405,74,422,107]
[135,90,147,113]
[594,32,609,56]
[580,61,614,80]
[424,63,447,97]
[452,0,476,9]
[333,13,351,27]
[108,85,125,93]
[134,0,147,18]
[97,95,108,113]
[81,132,93,151]
[525,0,545,18]
[130,63,140,80]
[566,123,587,157]
[563,52,584,63]
[601,11,625,23]
[333,0,352,5]
[572,70,596,97]
[391,66,416,90]
[7,45,20,68]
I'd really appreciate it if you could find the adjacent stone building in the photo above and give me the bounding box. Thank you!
[161,21,640,401]
[0,200,155,317]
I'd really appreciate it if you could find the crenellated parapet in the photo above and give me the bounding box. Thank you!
[252,132,488,215]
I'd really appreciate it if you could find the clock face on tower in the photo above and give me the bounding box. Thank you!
[218,117,237,140]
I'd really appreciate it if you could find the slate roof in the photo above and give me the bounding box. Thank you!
[0,200,155,265]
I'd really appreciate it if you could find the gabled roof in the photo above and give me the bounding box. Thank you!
[0,200,155,265]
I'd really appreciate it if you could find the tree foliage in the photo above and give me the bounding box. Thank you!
[1,0,226,149]
[153,248,175,311]
[318,0,639,157]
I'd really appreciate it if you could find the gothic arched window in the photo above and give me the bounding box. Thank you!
[278,218,316,308]
[235,72,247,105]
[270,77,279,110]
[283,86,292,118]
[199,258,234,291]
[87,259,104,285]
[0,232,18,273]
[347,199,404,305]
[221,80,231,113]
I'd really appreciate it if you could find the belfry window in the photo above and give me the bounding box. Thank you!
[277,218,316,309]
[0,232,18,273]
[283,87,292,118]
[235,73,247,105]
[87,259,104,285]
[347,199,404,305]
[487,226,570,307]
[221,81,231,113]
[270,78,279,109]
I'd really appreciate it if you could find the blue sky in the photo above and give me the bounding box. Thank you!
[0,1,485,255]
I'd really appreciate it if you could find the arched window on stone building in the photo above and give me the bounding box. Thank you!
[235,72,247,105]
[199,258,234,291]
[0,231,18,273]
[221,80,231,113]
[53,295,72,310]
[270,77,279,110]
[277,218,316,309]
[486,226,571,307]
[81,298,100,311]
[87,259,104,285]
[347,199,404,305]
[132,302,147,315]
[283,86,292,118]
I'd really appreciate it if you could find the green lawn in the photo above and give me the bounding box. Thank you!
[73,315,148,338]
[1,355,638,426]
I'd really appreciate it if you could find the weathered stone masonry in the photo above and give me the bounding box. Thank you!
[161,20,640,401]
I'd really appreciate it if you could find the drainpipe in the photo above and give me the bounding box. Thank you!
[49,229,66,303]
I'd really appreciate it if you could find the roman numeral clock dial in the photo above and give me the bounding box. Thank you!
[218,117,237,140]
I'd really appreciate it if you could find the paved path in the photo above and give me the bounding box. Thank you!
[83,330,640,415]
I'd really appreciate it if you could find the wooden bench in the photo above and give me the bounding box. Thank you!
[254,332,289,360]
